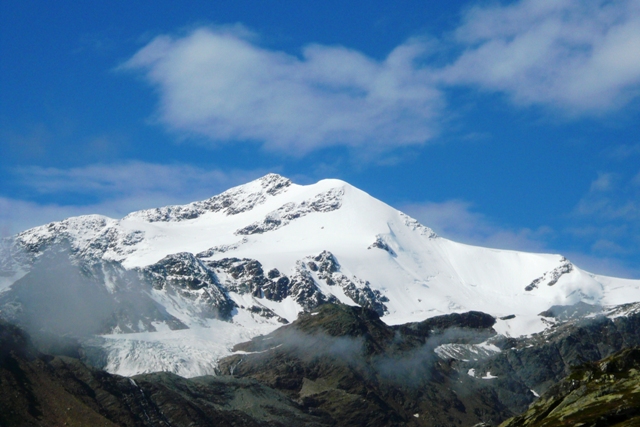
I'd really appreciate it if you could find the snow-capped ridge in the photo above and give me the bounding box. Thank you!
[399,212,437,238]
[123,173,292,223]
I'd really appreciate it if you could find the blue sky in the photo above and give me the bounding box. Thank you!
[1,0,640,277]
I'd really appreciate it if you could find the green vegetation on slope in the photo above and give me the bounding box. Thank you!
[500,347,640,427]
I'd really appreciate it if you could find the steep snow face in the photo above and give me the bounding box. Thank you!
[3,173,640,377]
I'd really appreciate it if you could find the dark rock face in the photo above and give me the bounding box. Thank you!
[311,250,340,274]
[264,276,291,301]
[217,304,512,426]
[141,252,236,321]
[288,268,337,311]
[206,257,286,303]
[145,252,217,290]
[399,311,497,338]
[304,251,389,316]
[205,251,387,316]
[205,255,335,313]
[500,347,640,427]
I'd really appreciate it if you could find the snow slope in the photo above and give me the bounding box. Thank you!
[3,173,640,376]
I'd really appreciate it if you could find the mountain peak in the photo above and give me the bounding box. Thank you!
[4,173,640,378]
[256,172,292,191]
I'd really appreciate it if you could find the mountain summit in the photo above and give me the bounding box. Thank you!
[1,173,639,377]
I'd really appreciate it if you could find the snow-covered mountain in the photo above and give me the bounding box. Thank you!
[2,173,640,377]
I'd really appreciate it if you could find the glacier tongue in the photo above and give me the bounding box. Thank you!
[2,173,640,377]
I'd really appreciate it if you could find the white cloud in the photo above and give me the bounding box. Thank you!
[2,161,266,234]
[122,2,640,154]
[402,199,551,252]
[442,0,640,113]
[124,28,442,154]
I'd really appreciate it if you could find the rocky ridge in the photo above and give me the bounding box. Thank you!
[123,173,293,222]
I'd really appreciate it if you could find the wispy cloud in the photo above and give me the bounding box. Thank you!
[123,27,443,154]
[2,161,266,234]
[14,161,238,198]
[442,0,640,113]
[560,250,640,278]
[565,171,640,276]
[575,172,640,220]
[589,172,617,192]
[402,200,551,252]
[606,143,640,160]
[0,198,89,238]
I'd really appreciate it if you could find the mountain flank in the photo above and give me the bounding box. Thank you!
[3,173,640,377]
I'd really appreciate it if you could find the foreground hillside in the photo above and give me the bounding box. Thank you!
[500,347,640,426]
[5,302,640,426]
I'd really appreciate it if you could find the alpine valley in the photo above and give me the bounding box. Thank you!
[2,173,640,426]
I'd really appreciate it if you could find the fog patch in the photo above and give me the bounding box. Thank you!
[0,236,29,293]
[0,242,186,353]
[0,244,117,338]
[538,301,603,321]
[239,321,496,388]
[374,327,481,387]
